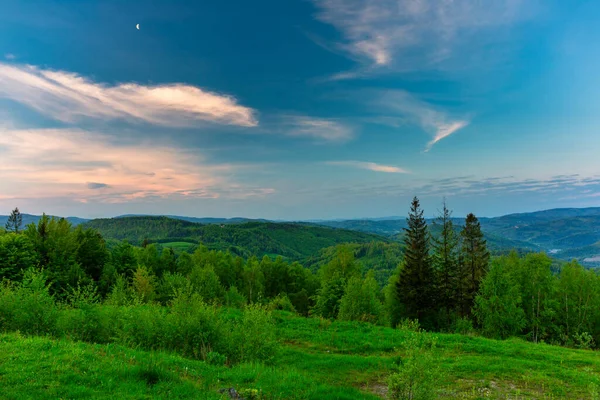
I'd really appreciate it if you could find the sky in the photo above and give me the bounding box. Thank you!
[1,0,600,220]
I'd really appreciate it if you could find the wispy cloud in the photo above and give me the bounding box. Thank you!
[327,160,409,173]
[286,116,354,142]
[4,54,16,60]
[375,90,469,151]
[0,63,257,127]
[0,128,273,203]
[295,175,600,203]
[312,0,535,77]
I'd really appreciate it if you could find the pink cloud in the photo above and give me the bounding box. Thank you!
[0,128,273,203]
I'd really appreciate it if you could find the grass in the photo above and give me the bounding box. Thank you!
[161,242,197,251]
[1,311,599,399]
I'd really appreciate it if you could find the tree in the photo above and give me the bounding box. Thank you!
[459,213,490,317]
[5,207,23,234]
[396,197,436,329]
[0,233,39,281]
[556,261,600,346]
[514,253,557,343]
[338,270,383,323]
[311,274,345,319]
[431,200,460,328]
[474,257,526,339]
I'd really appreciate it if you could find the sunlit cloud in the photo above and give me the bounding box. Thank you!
[327,160,409,173]
[0,128,274,203]
[312,0,536,77]
[375,90,469,151]
[0,63,258,127]
[286,116,354,142]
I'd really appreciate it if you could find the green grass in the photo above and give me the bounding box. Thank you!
[161,242,197,251]
[1,312,599,399]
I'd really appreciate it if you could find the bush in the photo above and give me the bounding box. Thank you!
[573,331,595,350]
[388,330,441,400]
[225,286,247,309]
[452,317,475,335]
[267,294,297,313]
[229,304,279,364]
[0,269,58,336]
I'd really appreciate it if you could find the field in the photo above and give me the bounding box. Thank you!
[1,311,598,399]
[160,242,197,252]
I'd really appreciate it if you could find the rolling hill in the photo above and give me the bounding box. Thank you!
[0,213,88,227]
[82,216,389,260]
[312,208,600,266]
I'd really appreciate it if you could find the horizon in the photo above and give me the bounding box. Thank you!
[3,205,600,222]
[2,1,600,219]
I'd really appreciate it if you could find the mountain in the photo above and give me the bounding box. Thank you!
[311,208,600,266]
[0,213,88,228]
[117,214,271,224]
[82,216,389,260]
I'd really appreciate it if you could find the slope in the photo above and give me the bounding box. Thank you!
[83,216,389,259]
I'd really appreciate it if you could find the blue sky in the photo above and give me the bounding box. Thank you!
[1,0,599,220]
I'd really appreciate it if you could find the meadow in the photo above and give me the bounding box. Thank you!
[1,311,599,399]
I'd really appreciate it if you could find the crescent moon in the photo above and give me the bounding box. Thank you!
[136,24,140,30]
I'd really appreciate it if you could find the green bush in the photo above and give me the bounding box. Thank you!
[388,330,441,400]
[0,269,58,336]
[229,304,279,364]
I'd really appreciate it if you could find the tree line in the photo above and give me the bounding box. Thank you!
[1,204,599,349]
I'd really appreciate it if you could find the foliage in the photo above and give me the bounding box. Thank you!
[387,330,441,400]
[474,258,526,339]
[83,216,388,260]
[337,271,382,323]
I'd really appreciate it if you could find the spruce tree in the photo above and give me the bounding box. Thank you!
[459,213,490,317]
[5,207,23,234]
[432,200,459,328]
[396,197,436,328]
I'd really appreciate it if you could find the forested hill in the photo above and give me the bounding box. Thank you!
[312,207,600,265]
[0,213,88,227]
[82,216,389,259]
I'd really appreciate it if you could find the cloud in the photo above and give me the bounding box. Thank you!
[86,182,110,190]
[327,160,409,173]
[312,0,535,76]
[4,54,16,60]
[0,128,274,203]
[0,63,257,127]
[375,90,469,150]
[286,116,353,142]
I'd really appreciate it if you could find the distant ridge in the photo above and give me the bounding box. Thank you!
[3,207,600,266]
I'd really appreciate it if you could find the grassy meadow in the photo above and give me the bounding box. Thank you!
[1,311,599,399]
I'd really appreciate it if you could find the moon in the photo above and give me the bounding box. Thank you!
[136,24,140,30]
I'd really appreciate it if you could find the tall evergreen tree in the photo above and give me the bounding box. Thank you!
[396,197,436,328]
[5,207,23,233]
[432,200,460,327]
[459,213,490,316]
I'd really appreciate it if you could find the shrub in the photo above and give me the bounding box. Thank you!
[573,331,595,350]
[229,304,278,364]
[0,269,58,336]
[225,286,247,309]
[452,317,475,335]
[388,331,441,400]
[267,294,296,313]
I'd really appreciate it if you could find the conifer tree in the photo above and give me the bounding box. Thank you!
[459,213,490,316]
[5,207,23,234]
[396,197,436,328]
[432,200,460,327]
